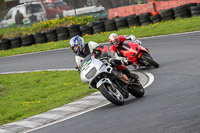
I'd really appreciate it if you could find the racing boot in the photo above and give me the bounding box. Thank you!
[122,68,139,81]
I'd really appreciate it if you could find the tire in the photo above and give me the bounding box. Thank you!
[127,18,140,24]
[82,30,93,36]
[10,37,22,48]
[98,83,124,106]
[191,10,200,14]
[159,8,174,15]
[80,25,92,31]
[128,81,145,98]
[150,14,161,21]
[33,32,47,44]
[92,21,105,30]
[68,24,81,33]
[192,13,200,17]
[104,20,115,25]
[139,12,151,19]
[56,27,69,34]
[114,17,128,29]
[162,16,174,21]
[105,24,117,31]
[46,29,57,42]
[173,5,189,11]
[139,17,151,23]
[93,28,105,34]
[190,5,200,11]
[152,19,162,24]
[57,33,69,41]
[140,54,159,68]
[160,12,174,18]
[21,35,35,46]
[0,39,11,50]
[174,12,191,18]
[69,31,81,38]
[174,8,190,15]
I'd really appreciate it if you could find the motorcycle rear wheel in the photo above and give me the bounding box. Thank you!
[140,54,159,68]
[98,83,124,106]
[128,81,145,98]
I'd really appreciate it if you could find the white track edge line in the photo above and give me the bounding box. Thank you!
[24,72,154,133]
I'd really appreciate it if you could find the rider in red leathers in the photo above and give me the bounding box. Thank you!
[109,33,142,67]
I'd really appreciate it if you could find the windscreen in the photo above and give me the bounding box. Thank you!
[80,54,94,71]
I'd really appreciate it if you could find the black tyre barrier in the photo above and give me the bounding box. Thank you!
[190,5,200,16]
[114,17,128,30]
[190,5,200,11]
[173,4,193,19]
[104,19,115,25]
[152,19,162,24]
[0,39,11,50]
[150,14,161,20]
[192,13,200,16]
[159,8,174,20]
[21,34,35,47]
[68,24,81,38]
[80,25,93,36]
[139,12,151,25]
[56,27,69,41]
[162,16,174,21]
[92,21,105,34]
[191,10,200,14]
[160,8,174,15]
[174,12,191,18]
[33,32,47,44]
[56,27,69,34]
[45,29,57,42]
[10,37,22,48]
[127,15,140,27]
[104,20,117,31]
[150,14,162,24]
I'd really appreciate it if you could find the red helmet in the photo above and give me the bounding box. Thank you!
[109,33,120,47]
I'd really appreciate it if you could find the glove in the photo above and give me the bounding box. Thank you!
[100,52,108,58]
[122,57,129,65]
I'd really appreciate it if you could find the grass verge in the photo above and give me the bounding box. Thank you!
[0,71,97,125]
[1,16,200,57]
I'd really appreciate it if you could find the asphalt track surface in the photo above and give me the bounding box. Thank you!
[0,31,200,133]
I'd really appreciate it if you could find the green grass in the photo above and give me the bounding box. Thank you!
[1,16,200,57]
[0,71,97,125]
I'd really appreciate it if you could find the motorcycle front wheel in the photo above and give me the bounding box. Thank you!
[128,81,145,98]
[98,83,124,106]
[140,54,159,68]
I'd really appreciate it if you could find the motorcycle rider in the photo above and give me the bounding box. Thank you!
[109,33,142,63]
[69,35,139,80]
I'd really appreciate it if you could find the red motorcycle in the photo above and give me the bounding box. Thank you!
[116,41,159,68]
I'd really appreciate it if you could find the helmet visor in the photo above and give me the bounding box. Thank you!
[72,45,79,53]
[111,39,119,45]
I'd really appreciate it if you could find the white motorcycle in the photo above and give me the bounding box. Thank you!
[80,54,145,106]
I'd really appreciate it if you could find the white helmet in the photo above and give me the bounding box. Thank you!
[109,33,120,47]
[69,35,84,55]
